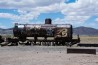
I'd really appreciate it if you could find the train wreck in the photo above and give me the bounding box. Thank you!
[0,18,80,46]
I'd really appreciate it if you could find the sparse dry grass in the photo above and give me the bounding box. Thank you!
[79,36,98,44]
[73,35,98,44]
[0,34,13,38]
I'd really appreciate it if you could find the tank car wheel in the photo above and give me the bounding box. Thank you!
[68,42,72,47]
[10,42,18,46]
[25,41,31,46]
[55,42,59,46]
[65,42,72,47]
[46,42,51,46]
[8,42,15,46]
[18,41,26,46]
[61,41,66,46]
[15,43,18,46]
[52,42,56,46]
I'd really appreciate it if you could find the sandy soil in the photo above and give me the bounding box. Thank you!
[0,46,98,65]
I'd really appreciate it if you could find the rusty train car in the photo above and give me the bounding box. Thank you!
[0,18,80,46]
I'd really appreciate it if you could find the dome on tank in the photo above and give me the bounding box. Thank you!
[45,18,52,24]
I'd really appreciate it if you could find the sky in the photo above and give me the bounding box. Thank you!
[0,0,98,29]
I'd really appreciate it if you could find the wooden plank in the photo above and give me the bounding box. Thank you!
[67,48,96,54]
[78,44,98,47]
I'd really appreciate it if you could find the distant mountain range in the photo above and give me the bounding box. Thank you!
[0,28,13,34]
[73,26,98,36]
[0,27,98,36]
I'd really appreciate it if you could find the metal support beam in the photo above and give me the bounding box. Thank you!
[67,48,96,54]
[78,44,98,47]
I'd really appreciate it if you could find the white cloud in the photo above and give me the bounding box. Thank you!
[61,0,98,16]
[95,18,98,22]
[53,0,98,26]
[0,0,65,9]
[0,25,7,29]
[0,0,98,26]
[0,13,17,18]
[0,13,19,22]
[54,16,90,24]
[0,0,65,24]
[0,12,39,23]
[65,15,90,23]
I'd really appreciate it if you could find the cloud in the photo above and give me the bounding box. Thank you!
[0,0,98,26]
[53,0,98,26]
[0,0,65,9]
[0,12,39,23]
[95,18,98,21]
[61,0,98,16]
[65,15,90,22]
[0,0,65,24]
[54,16,90,24]
[0,25,7,28]
[0,13,19,21]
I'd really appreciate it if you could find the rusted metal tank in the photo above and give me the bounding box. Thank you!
[13,24,72,38]
[12,18,80,46]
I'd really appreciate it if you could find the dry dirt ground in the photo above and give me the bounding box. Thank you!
[80,36,98,43]
[0,46,98,65]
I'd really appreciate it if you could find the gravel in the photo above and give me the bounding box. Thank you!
[0,46,98,65]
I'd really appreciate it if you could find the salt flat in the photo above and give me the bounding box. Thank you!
[0,46,98,65]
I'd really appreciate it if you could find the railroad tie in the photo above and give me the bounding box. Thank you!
[67,48,96,54]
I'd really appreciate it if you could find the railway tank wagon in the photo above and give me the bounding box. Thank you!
[13,18,80,46]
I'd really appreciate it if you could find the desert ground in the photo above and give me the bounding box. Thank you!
[0,46,98,65]
[72,35,98,44]
[0,36,98,65]
[80,36,98,43]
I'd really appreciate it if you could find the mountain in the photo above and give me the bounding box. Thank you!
[0,28,13,34]
[0,26,98,35]
[73,26,98,36]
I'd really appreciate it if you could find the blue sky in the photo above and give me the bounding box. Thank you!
[0,0,98,29]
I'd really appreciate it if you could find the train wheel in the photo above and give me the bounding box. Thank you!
[25,42,31,46]
[53,42,56,46]
[15,43,18,46]
[18,41,27,46]
[65,42,72,47]
[68,42,72,47]
[55,42,59,46]
[61,41,66,46]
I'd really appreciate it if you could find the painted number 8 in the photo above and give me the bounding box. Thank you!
[62,29,67,36]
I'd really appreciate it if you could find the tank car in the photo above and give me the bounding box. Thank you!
[13,18,80,46]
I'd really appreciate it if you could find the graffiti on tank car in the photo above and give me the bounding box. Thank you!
[46,28,54,36]
[0,18,80,47]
